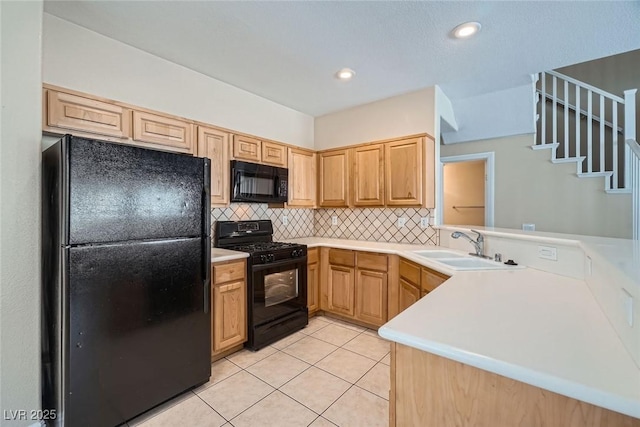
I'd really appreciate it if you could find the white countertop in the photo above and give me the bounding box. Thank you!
[286,236,640,419]
[211,247,248,263]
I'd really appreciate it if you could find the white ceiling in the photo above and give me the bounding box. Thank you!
[44,1,640,117]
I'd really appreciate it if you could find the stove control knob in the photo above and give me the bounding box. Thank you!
[268,254,275,262]
[260,255,268,264]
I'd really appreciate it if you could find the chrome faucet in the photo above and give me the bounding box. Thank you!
[451,230,488,258]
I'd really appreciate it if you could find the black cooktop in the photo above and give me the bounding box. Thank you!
[226,241,301,254]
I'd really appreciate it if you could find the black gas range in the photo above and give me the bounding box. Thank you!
[214,220,308,350]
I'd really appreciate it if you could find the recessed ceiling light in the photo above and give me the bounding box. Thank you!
[336,68,356,80]
[452,21,481,39]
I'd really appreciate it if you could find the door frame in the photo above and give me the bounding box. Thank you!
[437,152,495,227]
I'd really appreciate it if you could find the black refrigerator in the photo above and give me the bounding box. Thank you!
[42,135,211,426]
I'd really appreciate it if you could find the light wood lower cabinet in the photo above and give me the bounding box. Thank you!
[397,257,450,312]
[307,248,320,315]
[327,265,356,317]
[398,278,420,313]
[321,248,389,327]
[132,110,195,154]
[197,126,230,206]
[211,260,247,358]
[391,343,640,427]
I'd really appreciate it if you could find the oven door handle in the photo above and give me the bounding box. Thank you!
[252,257,307,272]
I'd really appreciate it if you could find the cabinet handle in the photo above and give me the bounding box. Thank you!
[218,282,242,293]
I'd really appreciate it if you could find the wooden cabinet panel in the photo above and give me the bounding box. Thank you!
[392,343,640,427]
[329,248,355,267]
[399,259,421,285]
[421,267,449,294]
[212,280,246,353]
[327,265,355,316]
[198,126,230,206]
[385,138,423,206]
[233,135,261,162]
[357,252,388,272]
[46,90,131,139]
[355,269,388,326]
[288,148,317,207]
[398,279,420,313]
[261,141,288,167]
[132,111,194,154]
[214,261,245,283]
[319,149,349,207]
[308,249,320,315]
[352,144,384,206]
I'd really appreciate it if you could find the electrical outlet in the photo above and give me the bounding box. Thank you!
[331,216,338,226]
[397,217,406,228]
[281,215,288,225]
[420,217,429,228]
[538,245,557,261]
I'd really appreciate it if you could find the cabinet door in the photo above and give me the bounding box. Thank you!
[197,126,230,206]
[327,265,355,317]
[352,144,384,206]
[46,90,131,139]
[212,280,247,354]
[319,149,349,207]
[233,135,261,162]
[262,141,288,167]
[132,111,194,154]
[308,262,320,315]
[398,278,420,313]
[355,269,388,326]
[385,138,423,206]
[288,148,317,207]
[421,267,449,294]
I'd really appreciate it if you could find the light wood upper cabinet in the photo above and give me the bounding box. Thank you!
[233,135,261,163]
[197,126,230,206]
[262,141,288,167]
[351,144,384,206]
[288,148,316,207]
[132,110,195,154]
[45,89,131,139]
[385,137,424,206]
[319,149,349,207]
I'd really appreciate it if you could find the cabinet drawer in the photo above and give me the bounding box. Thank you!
[329,248,355,267]
[213,261,245,284]
[399,259,420,285]
[261,141,287,167]
[356,252,388,272]
[421,267,449,293]
[307,247,319,264]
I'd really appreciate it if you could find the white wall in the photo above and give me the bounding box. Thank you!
[440,134,632,238]
[441,83,536,145]
[314,87,435,149]
[0,1,44,423]
[42,14,314,148]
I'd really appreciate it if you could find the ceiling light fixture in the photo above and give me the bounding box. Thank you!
[452,21,481,39]
[336,68,356,80]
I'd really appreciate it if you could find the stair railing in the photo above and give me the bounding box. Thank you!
[536,70,637,191]
[627,139,640,240]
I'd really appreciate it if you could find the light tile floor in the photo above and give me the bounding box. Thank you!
[127,315,390,427]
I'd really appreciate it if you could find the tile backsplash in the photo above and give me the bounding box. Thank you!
[314,208,438,245]
[211,204,439,246]
[211,204,314,241]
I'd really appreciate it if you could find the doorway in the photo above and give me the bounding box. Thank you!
[439,152,495,227]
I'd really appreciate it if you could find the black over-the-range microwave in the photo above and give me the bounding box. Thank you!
[230,160,288,203]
